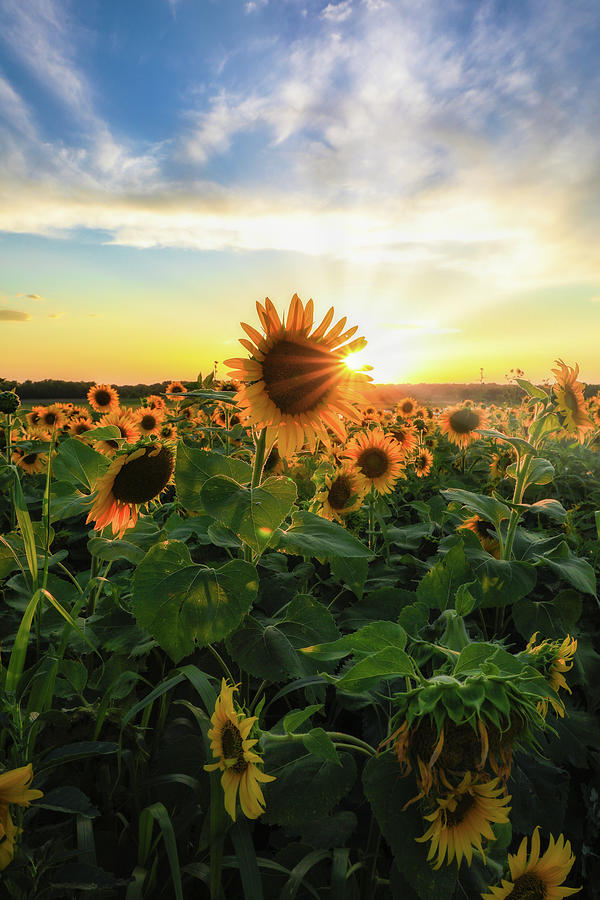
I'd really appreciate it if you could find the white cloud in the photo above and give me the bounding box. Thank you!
[321,1,353,23]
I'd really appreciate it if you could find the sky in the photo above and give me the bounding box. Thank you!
[0,0,599,385]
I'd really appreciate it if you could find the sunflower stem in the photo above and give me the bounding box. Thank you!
[367,489,376,551]
[251,428,267,490]
[207,643,236,685]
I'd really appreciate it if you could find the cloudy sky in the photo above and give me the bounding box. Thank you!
[0,0,599,384]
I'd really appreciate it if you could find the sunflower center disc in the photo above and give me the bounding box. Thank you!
[141,415,156,431]
[448,408,481,434]
[328,476,352,509]
[23,453,39,465]
[44,412,57,425]
[261,338,341,415]
[74,423,90,435]
[507,873,546,899]
[401,401,414,414]
[563,388,579,415]
[112,447,174,504]
[94,390,111,406]
[445,793,475,826]
[221,721,248,774]
[357,448,389,478]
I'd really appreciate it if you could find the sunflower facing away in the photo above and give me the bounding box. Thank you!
[343,427,405,494]
[524,634,577,717]
[551,360,593,442]
[87,383,120,414]
[439,405,490,449]
[0,764,44,871]
[416,772,511,869]
[481,827,581,899]
[86,443,175,537]
[204,680,275,821]
[314,464,366,523]
[225,294,369,458]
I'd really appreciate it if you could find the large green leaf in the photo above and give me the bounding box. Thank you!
[51,438,110,492]
[533,542,597,596]
[201,475,297,554]
[512,589,583,641]
[363,754,458,899]
[328,645,415,693]
[465,550,537,608]
[442,488,510,528]
[274,511,373,561]
[302,621,407,661]
[175,442,252,512]
[417,543,472,611]
[132,540,258,662]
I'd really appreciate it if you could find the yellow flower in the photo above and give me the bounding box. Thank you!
[224,293,369,458]
[458,516,500,558]
[343,427,405,495]
[0,764,44,872]
[86,444,175,537]
[525,634,577,717]
[551,360,593,442]
[166,380,187,396]
[481,827,581,899]
[313,464,366,523]
[204,680,275,821]
[413,447,434,478]
[87,383,120,414]
[439,405,489,449]
[416,772,511,869]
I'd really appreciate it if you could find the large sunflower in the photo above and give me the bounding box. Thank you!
[86,444,174,537]
[313,464,366,523]
[204,680,275,821]
[416,773,511,869]
[0,764,44,872]
[481,827,581,899]
[224,294,369,458]
[551,360,593,442]
[87,383,120,414]
[343,427,405,494]
[439,405,490,449]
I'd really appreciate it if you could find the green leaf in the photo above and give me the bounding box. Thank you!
[453,642,498,676]
[132,541,258,662]
[515,379,548,401]
[532,541,597,596]
[283,705,324,734]
[442,489,510,527]
[274,510,373,561]
[82,425,123,441]
[330,554,368,599]
[302,728,341,765]
[455,582,478,616]
[37,786,99,818]
[512,590,583,641]
[363,754,458,900]
[465,550,537,608]
[174,442,252,512]
[201,475,297,554]
[417,543,472,611]
[521,499,567,521]
[39,741,119,771]
[87,536,145,565]
[330,645,415,693]
[523,457,554,488]
[476,429,537,457]
[52,438,110,492]
[302,621,407,661]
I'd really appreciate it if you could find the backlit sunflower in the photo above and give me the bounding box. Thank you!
[86,443,175,537]
[69,415,95,439]
[551,360,593,442]
[158,423,178,442]
[166,380,187,396]
[95,409,140,456]
[343,427,405,495]
[134,406,165,436]
[416,772,511,869]
[0,764,44,872]
[313,464,366,523]
[25,410,41,429]
[524,634,577,717]
[396,397,418,417]
[390,423,419,455]
[204,679,275,821]
[14,450,47,475]
[481,827,581,899]
[439,405,490,449]
[224,294,369,458]
[87,383,120,414]
[31,404,66,432]
[144,394,167,411]
[459,515,500,558]
[413,448,434,478]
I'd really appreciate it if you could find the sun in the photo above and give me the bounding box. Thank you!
[344,349,372,372]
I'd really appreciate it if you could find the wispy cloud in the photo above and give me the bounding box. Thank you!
[0,309,31,321]
[47,312,64,319]
[27,293,44,301]
[321,1,353,23]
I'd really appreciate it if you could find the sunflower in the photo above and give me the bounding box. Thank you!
[144,394,167,411]
[25,409,41,429]
[134,406,165,436]
[551,360,593,442]
[413,448,434,478]
[204,680,275,821]
[396,397,418,417]
[87,383,120,414]
[0,764,44,872]
[69,415,95,439]
[416,773,511,869]
[459,515,500,558]
[86,443,175,537]
[31,404,66,432]
[482,827,581,899]
[390,423,419,455]
[314,464,366,523]
[95,409,140,456]
[15,450,48,475]
[224,294,369,458]
[166,380,187,396]
[524,634,577,717]
[343,427,405,495]
[158,423,178,442]
[439,405,490,449]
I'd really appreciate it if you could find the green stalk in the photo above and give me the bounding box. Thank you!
[502,454,532,561]
[251,428,267,489]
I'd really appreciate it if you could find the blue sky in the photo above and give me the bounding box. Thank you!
[0,0,599,383]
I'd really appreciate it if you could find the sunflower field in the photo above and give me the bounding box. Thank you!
[1,294,599,899]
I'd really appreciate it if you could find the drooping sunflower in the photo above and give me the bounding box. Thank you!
[481,827,581,899]
[166,380,187,396]
[439,405,490,449]
[313,464,366,523]
[524,634,577,717]
[204,680,275,821]
[0,764,44,872]
[95,409,140,456]
[86,443,175,537]
[551,360,593,442]
[343,427,405,495]
[413,447,434,478]
[224,294,369,458]
[416,772,511,869]
[87,383,120,414]
[459,515,500,558]
[134,406,165,436]
[396,397,418,417]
